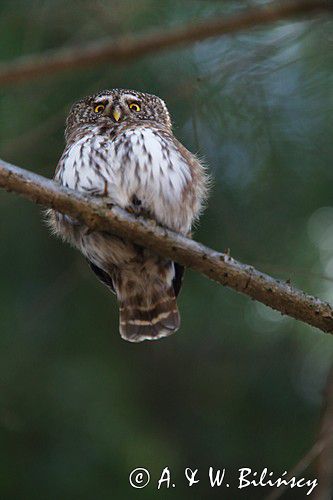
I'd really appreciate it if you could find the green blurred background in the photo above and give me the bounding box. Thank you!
[0,0,332,498]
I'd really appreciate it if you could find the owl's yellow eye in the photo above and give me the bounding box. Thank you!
[94,104,105,113]
[129,102,141,112]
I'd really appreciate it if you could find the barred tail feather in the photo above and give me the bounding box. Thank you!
[118,286,180,343]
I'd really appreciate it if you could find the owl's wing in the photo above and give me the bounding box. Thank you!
[88,260,116,294]
[173,262,184,297]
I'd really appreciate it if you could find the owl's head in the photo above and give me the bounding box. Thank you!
[65,88,172,140]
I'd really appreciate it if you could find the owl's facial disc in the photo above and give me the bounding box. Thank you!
[65,90,172,141]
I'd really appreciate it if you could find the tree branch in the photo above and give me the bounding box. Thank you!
[265,440,326,499]
[1,158,333,334]
[0,0,331,86]
[266,365,333,500]
[314,366,333,499]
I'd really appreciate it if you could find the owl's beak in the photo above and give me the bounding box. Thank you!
[112,108,122,122]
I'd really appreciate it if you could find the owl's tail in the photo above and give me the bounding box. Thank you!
[115,269,180,343]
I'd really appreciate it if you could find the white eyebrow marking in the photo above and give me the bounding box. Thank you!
[121,94,141,101]
[94,95,112,102]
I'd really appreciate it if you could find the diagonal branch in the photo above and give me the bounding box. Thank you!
[314,366,333,499]
[265,440,326,499]
[0,0,331,86]
[266,365,333,500]
[1,158,333,335]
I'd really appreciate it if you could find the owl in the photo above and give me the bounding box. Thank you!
[47,89,209,342]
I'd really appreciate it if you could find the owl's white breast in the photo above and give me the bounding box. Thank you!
[55,128,113,195]
[56,125,194,232]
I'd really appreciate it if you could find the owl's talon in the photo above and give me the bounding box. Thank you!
[135,208,153,220]
[127,206,138,215]
[144,217,157,226]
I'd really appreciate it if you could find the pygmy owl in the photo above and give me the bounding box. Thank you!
[47,89,209,342]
